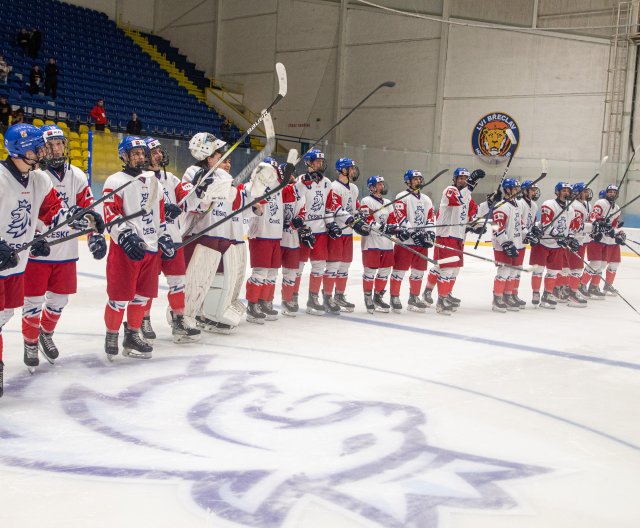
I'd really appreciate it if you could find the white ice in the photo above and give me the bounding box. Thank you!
[0,241,639,528]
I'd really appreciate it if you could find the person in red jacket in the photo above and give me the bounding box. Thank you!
[89,98,107,131]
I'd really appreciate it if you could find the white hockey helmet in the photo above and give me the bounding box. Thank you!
[189,132,228,161]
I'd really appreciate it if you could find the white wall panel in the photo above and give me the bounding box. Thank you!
[450,0,534,26]
[120,0,155,30]
[346,7,442,44]
[277,0,341,51]
[221,0,277,20]
[156,0,216,28]
[219,15,278,75]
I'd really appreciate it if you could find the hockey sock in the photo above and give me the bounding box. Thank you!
[127,295,149,331]
[532,265,544,292]
[390,270,406,296]
[293,274,301,295]
[426,267,438,290]
[363,267,375,293]
[39,292,68,334]
[309,260,325,294]
[437,268,455,297]
[282,268,297,301]
[581,269,592,285]
[104,300,126,333]
[166,275,186,315]
[408,270,424,296]
[22,295,44,344]
[606,263,618,285]
[375,267,391,293]
[246,267,267,303]
[0,309,15,360]
[143,298,153,317]
[569,270,581,291]
[323,260,339,295]
[261,269,277,301]
[494,266,508,296]
[336,261,350,294]
[544,273,557,293]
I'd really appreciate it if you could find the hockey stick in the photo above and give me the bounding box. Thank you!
[623,241,640,258]
[605,192,640,220]
[178,80,396,249]
[178,63,287,205]
[618,141,638,188]
[473,129,518,250]
[432,240,531,273]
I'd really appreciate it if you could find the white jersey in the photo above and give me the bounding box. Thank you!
[102,170,166,253]
[245,181,283,240]
[155,169,195,244]
[360,195,394,251]
[436,185,472,240]
[281,184,304,249]
[294,174,338,235]
[571,200,592,245]
[330,179,359,235]
[181,165,246,244]
[30,163,95,264]
[492,200,523,250]
[517,197,539,238]
[391,190,434,233]
[589,198,621,246]
[540,198,574,249]
[0,160,65,277]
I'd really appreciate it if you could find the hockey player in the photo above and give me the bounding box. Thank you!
[102,136,177,360]
[1,123,93,388]
[139,137,200,343]
[388,170,435,313]
[181,132,245,334]
[514,179,540,305]
[359,176,394,313]
[324,157,366,312]
[490,178,524,312]
[22,124,107,367]
[294,149,341,315]
[529,182,580,309]
[583,184,625,297]
[280,162,313,316]
[565,182,592,304]
[431,168,486,314]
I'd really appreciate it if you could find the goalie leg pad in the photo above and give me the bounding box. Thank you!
[202,244,247,327]
[184,245,222,318]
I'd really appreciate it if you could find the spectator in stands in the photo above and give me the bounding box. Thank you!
[0,95,10,129]
[220,118,232,142]
[29,64,42,95]
[126,112,143,134]
[90,98,107,131]
[44,57,59,98]
[16,29,30,53]
[0,55,12,85]
[12,107,25,124]
[28,28,42,59]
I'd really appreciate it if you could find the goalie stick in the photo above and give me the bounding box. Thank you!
[178,80,397,249]
[178,63,287,206]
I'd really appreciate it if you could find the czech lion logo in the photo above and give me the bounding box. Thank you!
[7,199,32,239]
[471,112,519,165]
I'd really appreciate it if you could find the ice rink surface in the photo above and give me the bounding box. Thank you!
[1,242,639,528]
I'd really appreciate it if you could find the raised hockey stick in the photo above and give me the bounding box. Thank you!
[178,63,287,205]
[178,80,397,249]
[473,129,518,250]
[618,141,638,188]
[605,192,640,220]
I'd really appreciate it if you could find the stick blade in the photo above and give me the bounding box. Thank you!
[541,158,548,173]
[276,62,287,97]
[262,109,275,138]
[601,155,609,165]
[437,256,460,265]
[287,148,299,164]
[505,128,517,145]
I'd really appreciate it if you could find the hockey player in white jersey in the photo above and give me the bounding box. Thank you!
[513,179,540,305]
[358,176,394,313]
[324,157,366,312]
[180,132,246,334]
[565,182,592,305]
[102,136,177,360]
[21,124,107,367]
[294,149,341,315]
[582,184,625,298]
[388,170,435,313]
[138,137,200,343]
[0,124,83,391]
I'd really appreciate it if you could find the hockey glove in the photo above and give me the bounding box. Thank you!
[298,226,316,249]
[567,235,580,252]
[88,234,107,260]
[466,223,487,235]
[591,231,604,243]
[592,218,611,234]
[396,227,412,242]
[29,238,51,258]
[530,225,544,238]
[618,221,625,228]
[158,233,177,260]
[467,169,486,191]
[67,206,106,234]
[486,189,503,207]
[290,216,305,230]
[615,231,626,245]
[327,222,342,239]
[351,218,370,236]
[556,236,569,248]
[164,203,182,221]
[523,231,540,246]
[501,240,519,258]
[118,229,146,261]
[0,239,19,271]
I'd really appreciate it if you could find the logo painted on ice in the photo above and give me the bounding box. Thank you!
[7,199,32,239]
[471,111,520,165]
[0,355,548,527]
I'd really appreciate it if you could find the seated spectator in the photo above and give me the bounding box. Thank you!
[29,64,42,95]
[28,28,42,59]
[90,98,107,131]
[16,28,30,53]
[0,55,12,85]
[44,57,58,98]
[0,94,10,128]
[220,118,232,142]
[126,112,143,134]
[12,107,25,124]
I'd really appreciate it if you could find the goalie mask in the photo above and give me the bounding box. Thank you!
[118,136,150,170]
[41,124,68,169]
[189,132,228,161]
[144,136,170,168]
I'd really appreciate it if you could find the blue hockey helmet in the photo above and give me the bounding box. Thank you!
[502,177,520,193]
[4,123,45,164]
[572,181,593,201]
[302,148,327,172]
[144,136,169,167]
[403,169,423,184]
[335,157,359,181]
[453,167,470,180]
[367,175,388,196]
[118,136,150,169]
[521,179,540,201]
[599,189,606,199]
[554,181,572,194]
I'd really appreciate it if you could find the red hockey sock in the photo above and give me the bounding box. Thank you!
[493,277,506,296]
[408,278,421,296]
[374,277,388,293]
[569,276,580,291]
[22,315,40,344]
[605,270,616,285]
[426,270,438,290]
[127,303,146,331]
[581,271,592,285]
[389,277,402,297]
[323,275,336,296]
[436,277,448,297]
[0,334,3,362]
[513,277,521,295]
[282,283,295,302]
[336,276,348,294]
[40,306,62,334]
[245,279,261,303]
[309,274,322,294]
[294,275,301,294]
[168,290,185,315]
[363,277,374,293]
[532,275,542,292]
[544,276,556,293]
[104,303,125,333]
[143,298,152,317]
[592,274,602,286]
[266,282,276,302]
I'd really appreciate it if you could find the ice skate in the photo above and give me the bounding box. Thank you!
[141,315,156,342]
[105,332,119,361]
[540,291,557,309]
[258,300,279,321]
[334,293,355,312]
[306,293,326,316]
[492,295,508,313]
[436,296,453,315]
[246,302,266,324]
[567,290,588,308]
[579,283,591,298]
[23,342,39,374]
[588,284,606,300]
[407,294,428,313]
[281,300,298,317]
[421,288,434,307]
[531,291,541,306]
[390,296,403,314]
[323,293,341,315]
[511,293,527,309]
[0,361,4,398]
[503,294,520,312]
[38,330,59,364]
[122,323,152,359]
[170,313,201,343]
[364,292,375,314]
[373,290,390,313]
[603,283,617,296]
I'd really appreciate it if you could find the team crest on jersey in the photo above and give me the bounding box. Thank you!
[414,204,425,225]
[471,112,519,165]
[57,190,69,208]
[268,196,279,217]
[7,199,32,238]
[310,191,324,212]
